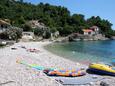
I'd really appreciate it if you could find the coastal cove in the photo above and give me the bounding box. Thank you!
[0,41,115,86]
[0,0,115,85]
[45,40,115,64]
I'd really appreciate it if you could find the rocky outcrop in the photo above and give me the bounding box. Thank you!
[111,36,115,40]
[60,33,109,42]
[27,20,45,29]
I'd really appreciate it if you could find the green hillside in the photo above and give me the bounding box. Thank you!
[0,0,115,37]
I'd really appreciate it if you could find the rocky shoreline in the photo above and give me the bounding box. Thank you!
[60,34,110,42]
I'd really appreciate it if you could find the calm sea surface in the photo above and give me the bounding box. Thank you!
[45,40,115,64]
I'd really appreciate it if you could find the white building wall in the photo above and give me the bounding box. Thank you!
[84,32,89,35]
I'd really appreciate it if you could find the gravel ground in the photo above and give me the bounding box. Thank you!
[0,42,114,86]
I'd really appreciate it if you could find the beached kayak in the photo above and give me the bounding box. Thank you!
[88,63,115,76]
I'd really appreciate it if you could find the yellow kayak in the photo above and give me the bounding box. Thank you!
[89,63,115,76]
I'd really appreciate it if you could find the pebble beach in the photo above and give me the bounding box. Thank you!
[0,41,115,86]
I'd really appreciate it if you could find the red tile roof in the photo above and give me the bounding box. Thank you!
[83,29,93,32]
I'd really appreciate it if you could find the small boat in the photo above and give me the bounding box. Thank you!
[88,63,115,76]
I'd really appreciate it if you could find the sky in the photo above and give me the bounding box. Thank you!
[24,0,115,29]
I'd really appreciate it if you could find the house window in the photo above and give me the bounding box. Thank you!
[88,32,91,34]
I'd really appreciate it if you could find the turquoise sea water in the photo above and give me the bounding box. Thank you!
[45,40,115,64]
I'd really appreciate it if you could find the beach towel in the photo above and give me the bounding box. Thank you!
[17,60,86,77]
[16,60,57,70]
[55,74,104,85]
[26,48,40,53]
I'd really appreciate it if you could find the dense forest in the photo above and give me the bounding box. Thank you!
[0,0,115,37]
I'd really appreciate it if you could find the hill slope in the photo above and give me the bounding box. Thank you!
[0,0,115,37]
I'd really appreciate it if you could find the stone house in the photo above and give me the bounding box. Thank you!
[82,26,100,36]
[90,26,99,35]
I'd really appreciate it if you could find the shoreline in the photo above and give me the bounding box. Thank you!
[0,41,114,86]
[43,43,92,65]
[43,42,84,66]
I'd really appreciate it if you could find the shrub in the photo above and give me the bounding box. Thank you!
[34,28,44,36]
[22,24,32,31]
[43,30,51,39]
